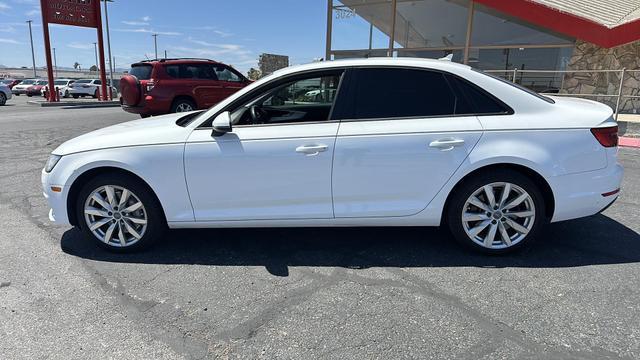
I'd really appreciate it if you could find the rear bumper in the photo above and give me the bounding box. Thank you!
[121,95,171,116]
[549,162,624,222]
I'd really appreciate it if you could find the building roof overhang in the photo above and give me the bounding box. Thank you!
[475,0,640,48]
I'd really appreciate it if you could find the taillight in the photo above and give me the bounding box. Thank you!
[146,80,155,92]
[590,126,618,147]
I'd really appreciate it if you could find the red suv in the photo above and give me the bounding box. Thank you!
[120,58,251,117]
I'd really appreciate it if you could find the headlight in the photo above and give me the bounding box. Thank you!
[45,154,62,173]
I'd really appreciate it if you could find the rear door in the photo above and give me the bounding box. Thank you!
[332,67,485,218]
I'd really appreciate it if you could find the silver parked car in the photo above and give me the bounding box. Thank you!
[0,83,12,105]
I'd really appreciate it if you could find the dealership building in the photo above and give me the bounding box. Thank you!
[325,0,640,112]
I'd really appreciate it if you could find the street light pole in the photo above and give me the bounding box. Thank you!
[103,0,115,99]
[53,47,58,78]
[26,20,37,78]
[93,42,99,74]
[152,34,158,59]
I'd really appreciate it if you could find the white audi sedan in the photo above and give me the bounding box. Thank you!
[42,58,623,254]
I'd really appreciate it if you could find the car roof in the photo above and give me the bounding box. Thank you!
[134,58,221,66]
[272,57,472,77]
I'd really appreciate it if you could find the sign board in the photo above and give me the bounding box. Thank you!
[44,0,99,28]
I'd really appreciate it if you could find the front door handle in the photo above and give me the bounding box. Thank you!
[296,144,328,156]
[429,138,465,151]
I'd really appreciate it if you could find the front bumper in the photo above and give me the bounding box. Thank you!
[41,168,71,225]
[12,88,27,95]
[549,162,624,222]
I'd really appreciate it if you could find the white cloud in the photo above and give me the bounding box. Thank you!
[67,42,93,50]
[142,16,151,22]
[122,20,149,26]
[114,28,181,36]
[0,38,20,44]
[213,30,233,38]
[0,24,15,32]
[0,2,11,12]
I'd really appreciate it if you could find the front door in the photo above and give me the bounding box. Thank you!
[184,71,344,221]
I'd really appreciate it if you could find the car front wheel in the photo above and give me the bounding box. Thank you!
[446,170,546,254]
[0,93,6,105]
[76,174,165,252]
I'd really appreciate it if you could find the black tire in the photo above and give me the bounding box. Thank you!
[446,169,546,254]
[76,173,166,253]
[0,93,6,106]
[72,94,79,99]
[93,89,99,98]
[170,98,196,113]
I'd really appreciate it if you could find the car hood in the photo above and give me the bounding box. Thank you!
[53,112,197,156]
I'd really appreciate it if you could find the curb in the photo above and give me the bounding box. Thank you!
[620,137,640,148]
[27,100,120,108]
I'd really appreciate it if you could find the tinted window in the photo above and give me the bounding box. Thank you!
[350,68,459,119]
[446,75,510,114]
[129,64,153,80]
[166,64,217,80]
[75,79,92,84]
[94,80,101,85]
[214,65,242,82]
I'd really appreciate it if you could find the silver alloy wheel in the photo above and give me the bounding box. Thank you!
[83,185,148,247]
[175,102,193,112]
[461,182,536,250]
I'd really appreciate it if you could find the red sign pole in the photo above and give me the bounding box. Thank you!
[94,0,109,101]
[40,0,57,102]
[40,0,108,101]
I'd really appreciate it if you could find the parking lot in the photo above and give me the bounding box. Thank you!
[1,95,639,359]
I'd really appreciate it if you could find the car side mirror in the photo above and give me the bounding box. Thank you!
[212,111,232,137]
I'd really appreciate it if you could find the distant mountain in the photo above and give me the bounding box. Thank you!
[0,64,7,68]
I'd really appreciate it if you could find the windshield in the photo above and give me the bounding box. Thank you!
[35,80,48,85]
[1,79,13,84]
[129,64,153,80]
[20,79,35,85]
[75,79,92,84]
[54,80,68,85]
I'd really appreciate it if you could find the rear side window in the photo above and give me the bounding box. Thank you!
[165,64,217,80]
[446,75,511,115]
[349,68,462,119]
[129,64,153,80]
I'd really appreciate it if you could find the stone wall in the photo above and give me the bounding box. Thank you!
[562,40,640,113]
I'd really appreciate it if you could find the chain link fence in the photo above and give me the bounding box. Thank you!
[485,69,640,121]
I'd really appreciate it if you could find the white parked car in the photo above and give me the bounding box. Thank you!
[11,78,37,95]
[68,78,117,98]
[0,83,12,105]
[43,79,76,98]
[42,58,623,254]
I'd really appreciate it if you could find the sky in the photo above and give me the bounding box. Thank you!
[0,0,329,74]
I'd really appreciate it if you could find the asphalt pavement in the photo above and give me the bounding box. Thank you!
[1,95,640,359]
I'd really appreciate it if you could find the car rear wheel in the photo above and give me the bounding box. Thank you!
[171,98,196,113]
[93,89,99,98]
[72,94,79,99]
[0,93,6,105]
[76,174,165,252]
[446,170,546,254]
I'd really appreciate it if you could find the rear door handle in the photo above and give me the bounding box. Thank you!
[296,144,328,156]
[429,138,465,151]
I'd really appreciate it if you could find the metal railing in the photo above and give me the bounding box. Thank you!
[485,69,640,121]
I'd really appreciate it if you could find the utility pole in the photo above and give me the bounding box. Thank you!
[152,34,158,59]
[93,42,99,73]
[164,50,167,59]
[27,20,37,78]
[103,0,115,98]
[53,47,58,78]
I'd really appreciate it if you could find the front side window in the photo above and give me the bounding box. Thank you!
[230,72,343,126]
[214,65,242,82]
[350,68,461,119]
